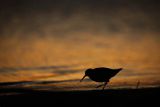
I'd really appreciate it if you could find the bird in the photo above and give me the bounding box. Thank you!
[80,67,123,90]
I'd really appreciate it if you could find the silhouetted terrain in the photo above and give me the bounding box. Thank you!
[0,87,159,106]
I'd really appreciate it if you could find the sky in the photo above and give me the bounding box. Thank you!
[0,0,160,90]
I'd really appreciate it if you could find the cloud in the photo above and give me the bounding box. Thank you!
[0,0,159,38]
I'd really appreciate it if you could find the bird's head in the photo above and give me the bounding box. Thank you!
[80,68,92,82]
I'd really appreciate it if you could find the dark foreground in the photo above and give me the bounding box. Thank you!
[0,87,160,107]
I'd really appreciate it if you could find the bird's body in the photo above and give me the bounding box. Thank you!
[80,67,123,90]
[87,67,122,82]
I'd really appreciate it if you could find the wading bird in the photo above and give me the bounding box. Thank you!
[80,67,123,90]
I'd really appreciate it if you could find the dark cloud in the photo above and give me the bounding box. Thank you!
[0,65,76,72]
[0,0,159,38]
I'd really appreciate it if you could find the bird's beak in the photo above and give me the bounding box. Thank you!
[80,75,86,82]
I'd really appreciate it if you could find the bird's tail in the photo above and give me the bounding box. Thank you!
[112,68,123,77]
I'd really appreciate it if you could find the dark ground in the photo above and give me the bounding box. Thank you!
[0,87,159,107]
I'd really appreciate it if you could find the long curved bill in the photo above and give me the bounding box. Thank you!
[80,75,86,82]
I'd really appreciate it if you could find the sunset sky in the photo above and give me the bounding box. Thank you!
[0,0,159,90]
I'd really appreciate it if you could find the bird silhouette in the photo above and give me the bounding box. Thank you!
[80,67,123,90]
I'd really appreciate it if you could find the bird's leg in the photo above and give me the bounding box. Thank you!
[96,83,104,88]
[102,82,108,90]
